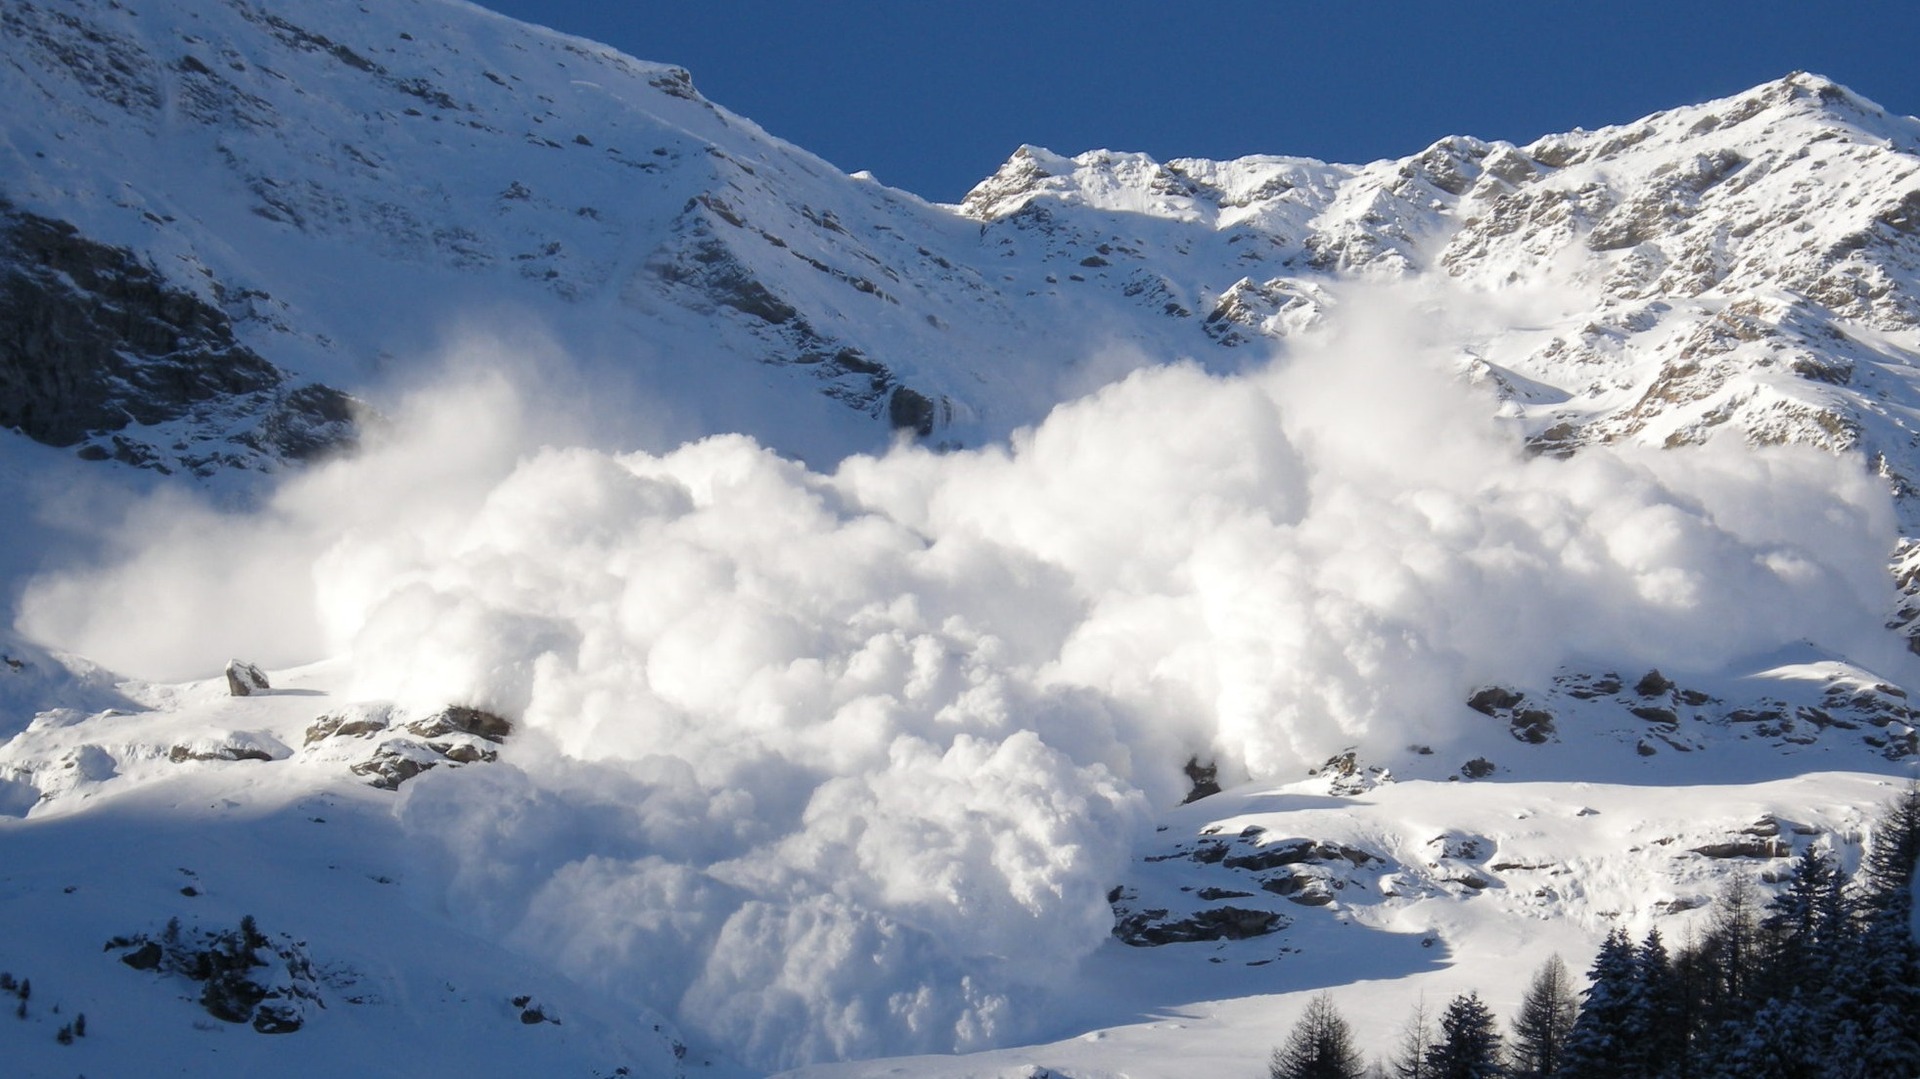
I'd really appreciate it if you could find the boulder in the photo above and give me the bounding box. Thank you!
[224,660,270,697]
[348,739,443,790]
[403,705,512,743]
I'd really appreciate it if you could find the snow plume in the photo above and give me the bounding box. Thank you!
[12,294,1909,1067]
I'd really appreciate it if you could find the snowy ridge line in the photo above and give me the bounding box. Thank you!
[3,1,1920,1075]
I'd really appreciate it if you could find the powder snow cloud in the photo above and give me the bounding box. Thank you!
[12,289,1908,1067]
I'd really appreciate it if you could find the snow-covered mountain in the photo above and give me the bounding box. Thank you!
[11,0,1920,486]
[3,1,1919,1076]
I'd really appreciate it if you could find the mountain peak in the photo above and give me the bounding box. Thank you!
[1711,71,1901,133]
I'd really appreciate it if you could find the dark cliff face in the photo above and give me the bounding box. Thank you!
[0,203,356,473]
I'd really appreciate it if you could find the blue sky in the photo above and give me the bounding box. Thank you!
[475,2,1919,203]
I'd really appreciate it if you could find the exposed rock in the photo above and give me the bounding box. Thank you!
[224,660,270,697]
[304,704,391,745]
[1112,905,1286,946]
[511,994,560,1025]
[167,731,289,763]
[330,706,510,789]
[119,941,164,970]
[1510,708,1556,744]
[434,741,497,765]
[1428,832,1490,861]
[1181,756,1222,804]
[1562,673,1623,699]
[1223,839,1379,872]
[347,739,443,790]
[1690,837,1790,859]
[1460,758,1497,779]
[1259,873,1337,905]
[403,705,512,744]
[1307,750,1389,795]
[1490,859,1556,872]
[108,916,320,1034]
[887,385,949,438]
[1635,670,1675,697]
[1467,686,1525,715]
[0,204,356,471]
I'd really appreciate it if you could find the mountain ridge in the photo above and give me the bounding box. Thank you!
[2,2,1918,1076]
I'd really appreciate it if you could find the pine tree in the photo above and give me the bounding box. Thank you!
[1508,955,1575,1078]
[1822,1013,1874,1079]
[1560,928,1640,1079]
[1846,787,1920,1077]
[1424,992,1503,1079]
[1705,993,1826,1079]
[1269,993,1368,1079]
[1635,928,1687,1077]
[1762,843,1841,998]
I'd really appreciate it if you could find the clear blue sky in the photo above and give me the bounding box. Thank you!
[475,2,1919,203]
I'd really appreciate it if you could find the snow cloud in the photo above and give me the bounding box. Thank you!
[11,288,1907,1067]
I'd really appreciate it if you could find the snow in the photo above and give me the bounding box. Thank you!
[3,1,1920,1076]
[5,315,1917,1071]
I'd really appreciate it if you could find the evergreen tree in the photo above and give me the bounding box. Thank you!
[1269,993,1367,1079]
[1560,928,1640,1079]
[1507,955,1575,1079]
[1846,787,1920,1077]
[1821,1013,1873,1079]
[1762,843,1842,998]
[1704,994,1825,1079]
[1635,928,1687,1077]
[1424,992,1503,1079]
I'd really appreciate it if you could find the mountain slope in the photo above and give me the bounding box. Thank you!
[4,2,1920,1077]
[11,4,1918,496]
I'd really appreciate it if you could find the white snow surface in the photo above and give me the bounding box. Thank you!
[2,1,1920,1076]
[5,334,1918,1074]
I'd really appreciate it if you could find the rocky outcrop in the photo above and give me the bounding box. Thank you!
[0,204,356,473]
[1112,903,1287,946]
[109,915,322,1034]
[1113,824,1388,947]
[166,731,290,763]
[304,703,509,789]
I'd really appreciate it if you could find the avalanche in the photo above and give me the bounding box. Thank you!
[1,0,1918,1075]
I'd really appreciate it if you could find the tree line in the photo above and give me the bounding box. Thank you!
[1269,787,1920,1079]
